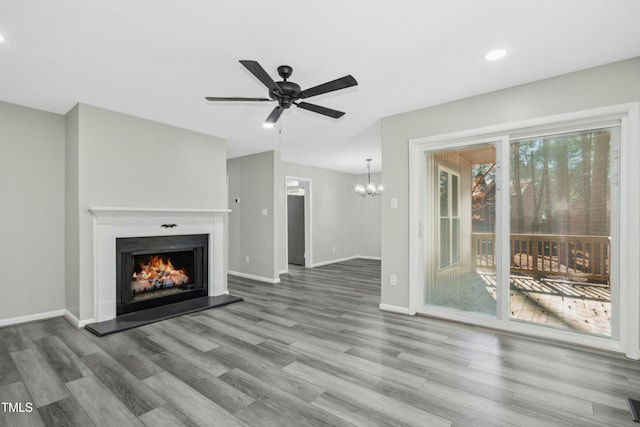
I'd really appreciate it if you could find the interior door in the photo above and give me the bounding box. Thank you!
[287,195,305,265]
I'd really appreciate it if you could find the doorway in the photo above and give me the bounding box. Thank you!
[285,177,312,269]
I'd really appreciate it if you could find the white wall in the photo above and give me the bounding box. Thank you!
[0,101,66,320]
[380,57,640,309]
[66,103,227,320]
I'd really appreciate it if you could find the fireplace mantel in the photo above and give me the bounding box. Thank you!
[89,207,230,323]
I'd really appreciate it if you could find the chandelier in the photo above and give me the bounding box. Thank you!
[355,159,383,197]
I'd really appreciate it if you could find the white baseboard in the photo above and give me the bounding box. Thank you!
[63,310,95,328]
[228,270,281,284]
[279,269,289,275]
[0,309,66,328]
[379,303,412,315]
[312,255,382,268]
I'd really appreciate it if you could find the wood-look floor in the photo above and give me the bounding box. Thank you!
[1,258,639,426]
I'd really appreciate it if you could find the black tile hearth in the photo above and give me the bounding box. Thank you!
[85,295,243,336]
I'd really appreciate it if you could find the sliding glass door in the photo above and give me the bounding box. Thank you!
[508,128,615,337]
[420,126,618,339]
[423,143,498,317]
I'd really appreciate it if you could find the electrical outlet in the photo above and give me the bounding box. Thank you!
[245,256,250,263]
[390,274,397,286]
[390,198,398,209]
[332,246,336,252]
[261,208,268,216]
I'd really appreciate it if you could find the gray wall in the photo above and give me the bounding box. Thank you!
[65,104,80,318]
[0,101,66,320]
[380,57,640,309]
[227,151,278,280]
[66,103,227,320]
[278,160,382,271]
[228,152,382,279]
[353,171,382,258]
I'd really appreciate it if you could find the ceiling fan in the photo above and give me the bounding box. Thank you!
[205,60,358,127]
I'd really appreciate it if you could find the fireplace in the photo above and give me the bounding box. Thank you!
[116,234,208,315]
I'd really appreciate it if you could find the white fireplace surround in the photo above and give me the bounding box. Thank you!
[89,207,230,323]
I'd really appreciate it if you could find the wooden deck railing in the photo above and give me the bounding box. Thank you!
[473,232,610,283]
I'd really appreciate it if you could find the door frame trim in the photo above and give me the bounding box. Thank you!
[284,176,313,269]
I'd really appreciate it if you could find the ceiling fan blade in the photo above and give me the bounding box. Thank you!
[296,102,345,119]
[205,97,272,102]
[300,75,358,99]
[265,106,284,125]
[240,60,280,94]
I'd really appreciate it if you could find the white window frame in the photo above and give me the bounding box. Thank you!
[408,102,640,359]
[437,166,461,270]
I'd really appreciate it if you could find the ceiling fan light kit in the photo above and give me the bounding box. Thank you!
[205,60,358,126]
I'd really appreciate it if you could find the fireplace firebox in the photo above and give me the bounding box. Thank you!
[116,234,208,315]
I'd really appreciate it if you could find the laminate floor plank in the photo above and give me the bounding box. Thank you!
[145,330,231,377]
[148,350,255,413]
[289,340,426,389]
[312,391,412,427]
[2,258,639,426]
[33,336,92,383]
[469,358,630,411]
[38,396,96,427]
[190,314,266,346]
[11,348,70,407]
[218,367,353,427]
[154,317,221,352]
[143,371,246,427]
[0,381,46,427]
[371,379,514,427]
[81,350,166,416]
[209,346,325,403]
[234,400,308,427]
[229,304,298,327]
[0,326,35,353]
[282,361,451,427]
[66,375,144,427]
[255,319,352,352]
[138,404,199,427]
[0,351,21,385]
[419,378,561,427]
[54,328,101,358]
[202,310,299,345]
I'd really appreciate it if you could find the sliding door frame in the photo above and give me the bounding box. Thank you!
[408,102,640,359]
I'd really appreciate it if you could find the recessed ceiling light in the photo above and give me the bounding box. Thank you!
[262,122,275,129]
[485,49,507,61]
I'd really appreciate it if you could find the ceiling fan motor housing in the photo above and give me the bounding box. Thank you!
[277,65,293,79]
[271,80,301,108]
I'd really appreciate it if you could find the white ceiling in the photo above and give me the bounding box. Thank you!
[1,1,640,173]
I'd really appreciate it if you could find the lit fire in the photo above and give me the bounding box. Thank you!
[131,256,189,293]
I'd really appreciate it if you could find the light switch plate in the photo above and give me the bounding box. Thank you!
[390,198,398,209]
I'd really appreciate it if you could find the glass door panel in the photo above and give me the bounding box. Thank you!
[424,144,497,316]
[509,128,614,337]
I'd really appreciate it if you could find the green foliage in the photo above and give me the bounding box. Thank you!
[509,129,611,235]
